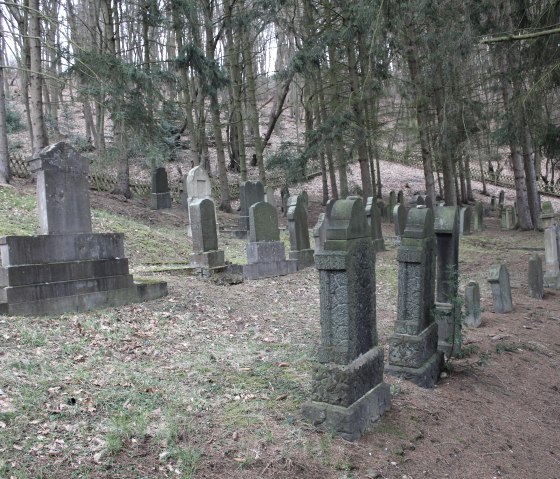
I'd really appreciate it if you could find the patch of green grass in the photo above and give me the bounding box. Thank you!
[0,187,39,235]
[454,343,479,359]
[496,341,523,354]
[372,420,408,439]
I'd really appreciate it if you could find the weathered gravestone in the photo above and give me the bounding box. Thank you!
[393,204,407,236]
[365,197,385,252]
[386,206,443,387]
[498,190,505,211]
[185,165,213,236]
[287,195,314,269]
[300,190,309,213]
[376,199,386,222]
[0,142,167,316]
[501,206,514,230]
[541,202,560,289]
[313,201,334,254]
[238,180,265,236]
[487,264,513,313]
[416,195,425,206]
[424,195,433,210]
[463,281,481,328]
[512,202,519,228]
[433,206,461,357]
[473,201,484,232]
[397,190,404,204]
[240,202,296,280]
[528,254,544,299]
[302,198,391,441]
[280,186,290,216]
[490,195,497,211]
[387,191,397,223]
[151,167,172,210]
[264,186,275,207]
[459,206,472,235]
[189,198,225,273]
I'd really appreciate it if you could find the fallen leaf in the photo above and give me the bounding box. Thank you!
[275,394,288,401]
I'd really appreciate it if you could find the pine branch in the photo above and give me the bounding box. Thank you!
[481,26,560,44]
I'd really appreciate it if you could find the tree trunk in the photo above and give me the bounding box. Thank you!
[0,20,10,184]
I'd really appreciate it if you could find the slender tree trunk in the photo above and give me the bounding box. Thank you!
[317,67,338,200]
[0,19,10,184]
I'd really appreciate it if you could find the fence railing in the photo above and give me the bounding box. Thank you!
[9,149,560,200]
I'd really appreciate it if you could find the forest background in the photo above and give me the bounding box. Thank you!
[1,0,560,230]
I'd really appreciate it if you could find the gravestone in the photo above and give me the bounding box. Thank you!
[528,254,544,300]
[425,195,433,210]
[397,190,404,204]
[0,142,167,316]
[387,191,397,222]
[280,186,290,216]
[393,204,407,236]
[189,198,225,272]
[416,195,425,206]
[501,206,514,230]
[386,206,443,388]
[463,281,481,328]
[151,167,172,210]
[541,203,560,288]
[301,190,309,213]
[498,190,505,211]
[487,264,513,313]
[180,174,189,210]
[239,180,265,233]
[313,201,334,254]
[240,202,296,280]
[512,202,519,228]
[490,195,497,211]
[185,166,213,236]
[365,197,385,252]
[473,201,484,231]
[264,186,275,207]
[287,195,314,269]
[459,206,472,235]
[302,198,391,441]
[433,206,461,357]
[376,199,386,222]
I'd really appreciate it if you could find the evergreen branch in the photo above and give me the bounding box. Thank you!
[481,26,560,44]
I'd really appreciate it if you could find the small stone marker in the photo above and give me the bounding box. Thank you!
[459,206,472,235]
[463,281,481,328]
[490,195,496,211]
[185,165,213,236]
[487,264,513,313]
[397,190,404,204]
[239,180,265,231]
[365,197,385,252]
[189,198,225,271]
[28,142,92,234]
[150,167,172,210]
[528,254,544,299]
[501,206,514,230]
[387,191,397,222]
[473,201,484,231]
[393,204,407,236]
[287,195,314,269]
[386,206,443,388]
[434,206,461,357]
[303,198,390,441]
[313,201,334,254]
[498,190,505,211]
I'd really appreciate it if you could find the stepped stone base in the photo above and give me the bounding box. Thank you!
[0,233,167,317]
[242,241,297,280]
[386,351,443,388]
[190,250,225,269]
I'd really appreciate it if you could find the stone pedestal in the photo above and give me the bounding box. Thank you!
[501,207,514,230]
[189,198,226,274]
[488,264,513,313]
[528,254,544,299]
[151,192,172,210]
[543,226,560,289]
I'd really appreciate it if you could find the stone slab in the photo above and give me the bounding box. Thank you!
[0,258,129,287]
[385,351,443,388]
[435,302,461,358]
[388,322,439,368]
[151,192,172,210]
[0,233,125,267]
[302,381,391,442]
[247,241,286,264]
[189,250,225,269]
[241,259,297,280]
[0,281,167,317]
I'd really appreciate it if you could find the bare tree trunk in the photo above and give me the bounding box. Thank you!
[317,67,338,200]
[0,17,10,184]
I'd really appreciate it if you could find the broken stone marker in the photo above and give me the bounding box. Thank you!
[487,264,513,313]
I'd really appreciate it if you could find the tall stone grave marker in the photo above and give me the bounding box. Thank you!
[287,194,314,269]
[280,186,290,216]
[433,206,461,357]
[473,201,484,231]
[498,190,505,211]
[151,167,172,210]
[487,264,513,313]
[459,206,472,235]
[0,142,167,316]
[490,195,497,211]
[393,204,407,236]
[501,206,514,230]
[189,198,225,273]
[264,186,275,207]
[240,202,296,279]
[313,201,334,254]
[387,191,397,222]
[386,206,443,387]
[463,281,481,327]
[541,202,560,288]
[238,180,265,234]
[528,254,544,299]
[397,190,404,204]
[302,198,391,441]
[365,197,385,252]
[185,165,213,236]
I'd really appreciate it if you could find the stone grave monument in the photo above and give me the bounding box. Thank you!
[239,202,296,280]
[490,195,497,211]
[376,199,386,222]
[302,198,391,441]
[487,264,513,313]
[151,167,172,210]
[264,186,275,206]
[313,201,334,254]
[386,206,443,388]
[280,186,290,216]
[185,165,213,236]
[433,206,461,357]
[387,191,397,222]
[287,194,314,269]
[463,281,481,328]
[498,190,505,211]
[528,254,544,300]
[459,206,472,235]
[397,190,404,204]
[473,201,484,231]
[541,202,560,289]
[393,203,407,236]
[236,180,265,238]
[365,197,385,252]
[501,206,514,230]
[189,198,226,275]
[0,142,167,316]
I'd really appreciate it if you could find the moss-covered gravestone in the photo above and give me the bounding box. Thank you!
[287,194,314,269]
[365,197,385,252]
[386,206,443,388]
[433,206,461,357]
[303,198,390,441]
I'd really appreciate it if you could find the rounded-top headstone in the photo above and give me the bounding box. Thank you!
[326,198,368,241]
[393,204,407,236]
[403,205,434,239]
[249,201,280,242]
[186,165,212,199]
[152,167,169,193]
[189,198,218,253]
[434,206,459,234]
